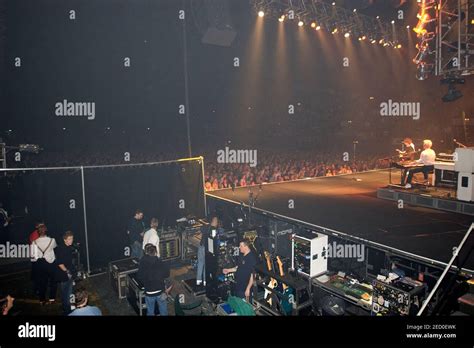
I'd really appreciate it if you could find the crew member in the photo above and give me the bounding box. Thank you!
[31,224,58,305]
[69,288,102,316]
[127,209,145,259]
[403,139,436,188]
[143,218,160,258]
[197,215,223,287]
[55,231,76,315]
[223,240,257,302]
[137,244,172,316]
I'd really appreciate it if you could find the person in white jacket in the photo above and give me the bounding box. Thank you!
[142,218,160,258]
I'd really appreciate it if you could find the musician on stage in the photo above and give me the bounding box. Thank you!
[392,138,416,185]
[403,139,436,189]
[397,138,416,161]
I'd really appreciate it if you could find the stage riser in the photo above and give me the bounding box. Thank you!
[377,188,474,216]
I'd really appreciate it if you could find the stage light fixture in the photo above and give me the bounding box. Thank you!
[344,32,350,38]
[298,20,304,27]
[311,22,316,28]
[415,63,431,80]
[316,25,321,31]
[258,11,265,17]
[442,84,463,102]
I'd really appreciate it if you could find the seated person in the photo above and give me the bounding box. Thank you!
[68,288,102,316]
[403,139,436,188]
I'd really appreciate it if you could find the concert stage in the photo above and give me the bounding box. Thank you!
[207,170,474,273]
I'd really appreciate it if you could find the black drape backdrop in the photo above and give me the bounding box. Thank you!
[0,169,86,255]
[0,159,205,271]
[83,160,205,270]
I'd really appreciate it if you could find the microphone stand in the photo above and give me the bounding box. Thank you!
[453,139,467,148]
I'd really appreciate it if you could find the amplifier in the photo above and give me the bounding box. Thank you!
[292,231,328,278]
[265,220,294,258]
[371,277,426,316]
[159,230,181,261]
[109,257,140,299]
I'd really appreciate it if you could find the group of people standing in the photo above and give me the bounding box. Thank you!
[29,223,101,316]
[127,210,171,316]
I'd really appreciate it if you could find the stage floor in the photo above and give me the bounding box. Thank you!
[208,170,474,271]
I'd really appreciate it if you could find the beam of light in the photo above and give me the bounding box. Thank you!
[413,0,435,37]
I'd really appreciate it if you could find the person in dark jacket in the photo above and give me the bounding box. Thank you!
[137,244,172,316]
[55,231,76,315]
[127,209,145,259]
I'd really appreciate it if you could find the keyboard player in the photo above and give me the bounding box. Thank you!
[392,138,417,185]
[403,139,436,189]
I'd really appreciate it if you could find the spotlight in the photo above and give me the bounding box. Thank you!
[332,2,336,5]
[278,16,284,22]
[406,25,410,29]
[376,16,380,19]
[391,20,395,24]
[316,25,321,31]
[298,21,304,27]
[397,44,402,49]
[258,11,265,17]
[311,22,317,28]
[362,36,366,40]
[332,28,338,34]
[371,39,377,44]
[379,39,384,44]
[344,32,350,38]
[353,9,357,12]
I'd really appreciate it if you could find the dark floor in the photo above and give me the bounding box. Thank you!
[208,170,474,270]
[0,260,214,316]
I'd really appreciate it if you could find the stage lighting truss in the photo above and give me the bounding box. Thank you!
[413,0,474,80]
[250,0,404,47]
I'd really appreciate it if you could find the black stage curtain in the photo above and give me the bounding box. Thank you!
[0,160,205,271]
[83,160,205,270]
[0,170,86,253]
